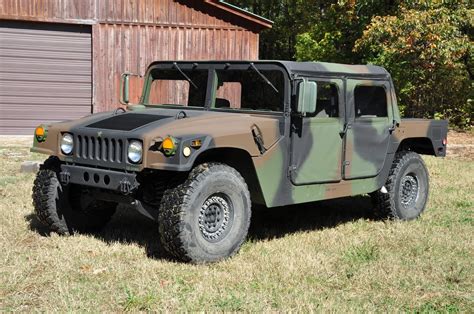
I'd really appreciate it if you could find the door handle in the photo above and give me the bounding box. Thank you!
[388,120,397,134]
[339,123,351,138]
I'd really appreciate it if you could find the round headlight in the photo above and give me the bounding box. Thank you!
[128,140,143,163]
[60,133,74,155]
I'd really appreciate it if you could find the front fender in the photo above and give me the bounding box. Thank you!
[145,132,262,171]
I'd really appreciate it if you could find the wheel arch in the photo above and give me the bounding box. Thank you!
[193,147,265,205]
[397,137,437,156]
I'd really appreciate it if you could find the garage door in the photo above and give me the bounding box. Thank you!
[0,21,92,135]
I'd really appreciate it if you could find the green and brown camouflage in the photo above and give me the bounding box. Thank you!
[31,61,448,208]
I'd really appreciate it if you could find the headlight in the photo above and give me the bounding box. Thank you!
[128,140,143,163]
[60,133,74,155]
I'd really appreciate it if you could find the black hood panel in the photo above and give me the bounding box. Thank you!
[86,113,170,131]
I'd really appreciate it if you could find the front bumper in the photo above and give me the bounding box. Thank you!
[59,165,139,194]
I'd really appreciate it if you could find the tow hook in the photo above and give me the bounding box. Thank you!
[59,170,70,185]
[119,178,133,195]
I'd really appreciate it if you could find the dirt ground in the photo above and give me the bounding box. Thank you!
[446,130,474,161]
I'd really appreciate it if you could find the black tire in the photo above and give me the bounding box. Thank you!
[32,156,117,235]
[158,162,251,263]
[371,151,429,220]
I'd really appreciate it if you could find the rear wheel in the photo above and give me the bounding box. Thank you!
[158,163,251,263]
[32,157,117,235]
[371,151,429,220]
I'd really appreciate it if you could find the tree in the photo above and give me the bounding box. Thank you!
[227,0,324,59]
[355,4,473,127]
[295,0,401,63]
[229,0,473,127]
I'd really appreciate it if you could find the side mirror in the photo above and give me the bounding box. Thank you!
[297,79,317,116]
[120,73,130,105]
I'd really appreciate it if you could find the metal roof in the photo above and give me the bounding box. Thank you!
[204,1,273,29]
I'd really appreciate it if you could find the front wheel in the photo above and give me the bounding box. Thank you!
[371,151,429,220]
[32,157,117,235]
[158,163,251,263]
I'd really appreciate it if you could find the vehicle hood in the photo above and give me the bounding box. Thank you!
[51,108,284,157]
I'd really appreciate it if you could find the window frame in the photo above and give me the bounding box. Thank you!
[353,84,390,121]
[143,68,210,109]
[211,68,286,114]
[296,77,344,121]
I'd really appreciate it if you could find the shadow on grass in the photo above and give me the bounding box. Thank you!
[25,195,375,260]
[248,195,375,241]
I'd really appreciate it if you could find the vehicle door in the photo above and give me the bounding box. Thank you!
[343,79,393,179]
[290,78,344,185]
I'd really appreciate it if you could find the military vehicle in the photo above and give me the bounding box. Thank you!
[31,61,448,263]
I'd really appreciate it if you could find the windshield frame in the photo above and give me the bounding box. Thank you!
[140,62,290,116]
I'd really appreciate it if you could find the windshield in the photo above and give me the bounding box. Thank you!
[147,68,208,107]
[143,64,286,113]
[214,69,284,112]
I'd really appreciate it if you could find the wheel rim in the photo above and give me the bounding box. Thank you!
[399,173,419,209]
[198,193,234,242]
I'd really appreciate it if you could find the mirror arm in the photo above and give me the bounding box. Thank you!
[119,73,130,106]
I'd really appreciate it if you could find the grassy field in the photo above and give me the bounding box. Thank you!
[0,135,473,311]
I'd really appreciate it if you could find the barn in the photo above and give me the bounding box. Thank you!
[0,0,272,134]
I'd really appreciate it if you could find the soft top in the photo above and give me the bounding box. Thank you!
[147,60,389,78]
[277,61,389,77]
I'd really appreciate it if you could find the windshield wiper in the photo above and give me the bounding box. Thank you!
[172,62,198,89]
[249,63,279,93]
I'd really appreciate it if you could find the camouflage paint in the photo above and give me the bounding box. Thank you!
[31,61,448,208]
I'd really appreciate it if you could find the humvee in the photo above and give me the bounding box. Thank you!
[31,61,448,263]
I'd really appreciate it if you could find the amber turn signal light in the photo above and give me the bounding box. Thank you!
[161,136,177,156]
[35,125,47,142]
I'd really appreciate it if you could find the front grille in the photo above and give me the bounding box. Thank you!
[75,135,124,164]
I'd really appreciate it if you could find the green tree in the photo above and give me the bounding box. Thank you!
[228,0,324,59]
[355,4,473,127]
[295,0,401,63]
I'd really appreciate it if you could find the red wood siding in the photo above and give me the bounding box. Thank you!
[0,0,96,23]
[93,23,259,111]
[0,0,264,30]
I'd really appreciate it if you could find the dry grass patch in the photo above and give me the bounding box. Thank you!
[0,138,473,311]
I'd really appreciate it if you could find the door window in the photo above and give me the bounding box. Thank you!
[306,82,339,118]
[354,85,388,118]
[316,82,339,118]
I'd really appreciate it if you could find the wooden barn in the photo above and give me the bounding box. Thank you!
[0,0,272,134]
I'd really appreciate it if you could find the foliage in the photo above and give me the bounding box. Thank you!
[355,4,473,128]
[227,0,473,128]
[295,0,401,63]
[227,0,322,59]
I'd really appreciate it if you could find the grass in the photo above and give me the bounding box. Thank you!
[0,141,473,311]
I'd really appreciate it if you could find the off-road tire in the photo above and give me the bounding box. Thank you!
[158,163,251,263]
[371,151,429,220]
[32,156,117,235]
